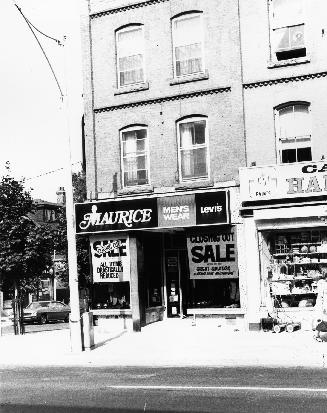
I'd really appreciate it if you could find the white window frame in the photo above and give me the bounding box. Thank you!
[274,103,312,164]
[172,12,205,78]
[177,117,210,182]
[120,125,150,188]
[116,25,146,88]
[269,0,306,62]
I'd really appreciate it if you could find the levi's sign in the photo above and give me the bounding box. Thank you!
[239,162,327,203]
[75,190,229,234]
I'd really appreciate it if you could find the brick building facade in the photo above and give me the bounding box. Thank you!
[78,0,327,331]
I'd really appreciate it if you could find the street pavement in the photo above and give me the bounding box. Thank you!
[1,366,327,412]
[0,318,326,368]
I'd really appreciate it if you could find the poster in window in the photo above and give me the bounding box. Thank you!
[187,226,238,279]
[90,235,130,282]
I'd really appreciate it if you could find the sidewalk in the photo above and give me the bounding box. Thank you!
[0,319,326,368]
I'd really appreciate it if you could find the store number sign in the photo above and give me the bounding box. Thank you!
[90,235,130,282]
[187,227,238,279]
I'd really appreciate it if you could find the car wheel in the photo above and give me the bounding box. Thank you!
[39,314,48,325]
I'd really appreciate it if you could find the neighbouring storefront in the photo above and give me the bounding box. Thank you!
[239,161,327,330]
[75,187,246,331]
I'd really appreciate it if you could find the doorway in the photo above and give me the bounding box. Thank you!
[165,250,189,318]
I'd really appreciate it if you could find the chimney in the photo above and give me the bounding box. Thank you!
[56,187,66,205]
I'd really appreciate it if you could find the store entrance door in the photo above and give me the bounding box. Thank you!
[165,250,188,318]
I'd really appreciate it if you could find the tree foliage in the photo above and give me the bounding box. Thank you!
[0,164,54,294]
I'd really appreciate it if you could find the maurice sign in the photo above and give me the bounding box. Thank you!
[75,198,158,234]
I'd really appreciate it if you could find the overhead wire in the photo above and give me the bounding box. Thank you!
[13,3,64,100]
[25,162,82,181]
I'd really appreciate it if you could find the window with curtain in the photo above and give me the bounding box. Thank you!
[172,13,204,77]
[270,0,306,61]
[116,26,144,87]
[275,103,312,163]
[121,127,149,187]
[178,118,208,181]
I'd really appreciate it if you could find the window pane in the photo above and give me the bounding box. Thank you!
[136,155,146,170]
[181,147,207,179]
[180,123,194,148]
[118,28,143,55]
[174,15,201,46]
[273,27,290,51]
[279,105,310,140]
[122,128,148,186]
[297,147,312,162]
[282,149,296,163]
[194,121,206,145]
[293,105,310,138]
[273,0,303,27]
[290,24,305,48]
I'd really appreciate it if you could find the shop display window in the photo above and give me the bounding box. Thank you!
[187,279,240,309]
[263,229,327,308]
[92,282,130,309]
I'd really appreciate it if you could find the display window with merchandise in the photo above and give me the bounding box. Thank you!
[260,229,327,311]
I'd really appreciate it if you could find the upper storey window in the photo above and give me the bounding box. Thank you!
[172,13,204,77]
[116,25,145,87]
[270,0,306,61]
[178,117,209,181]
[121,126,149,187]
[275,103,312,163]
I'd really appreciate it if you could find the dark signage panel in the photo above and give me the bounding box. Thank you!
[75,190,229,234]
[75,198,158,234]
[195,191,228,225]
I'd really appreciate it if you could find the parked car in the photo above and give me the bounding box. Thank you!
[23,301,70,324]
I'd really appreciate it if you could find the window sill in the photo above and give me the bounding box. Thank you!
[114,82,149,95]
[267,56,310,69]
[117,185,154,196]
[174,180,214,191]
[169,70,209,86]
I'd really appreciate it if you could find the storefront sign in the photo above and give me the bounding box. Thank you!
[240,162,327,202]
[75,198,158,234]
[158,194,196,227]
[195,191,229,225]
[90,235,130,282]
[76,190,229,234]
[187,226,238,279]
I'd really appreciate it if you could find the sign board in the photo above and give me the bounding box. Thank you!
[76,190,229,234]
[76,198,158,234]
[240,161,327,203]
[158,194,195,227]
[90,235,130,282]
[187,226,238,279]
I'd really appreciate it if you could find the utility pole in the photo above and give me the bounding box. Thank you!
[13,3,82,352]
[61,36,82,353]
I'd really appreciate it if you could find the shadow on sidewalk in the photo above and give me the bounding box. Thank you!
[93,330,127,350]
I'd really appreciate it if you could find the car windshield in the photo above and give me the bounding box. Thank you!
[25,302,50,310]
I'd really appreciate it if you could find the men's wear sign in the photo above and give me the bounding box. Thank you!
[187,226,238,279]
[158,194,195,227]
[240,161,327,203]
[90,235,130,282]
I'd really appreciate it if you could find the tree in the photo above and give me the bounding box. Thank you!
[0,163,54,334]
